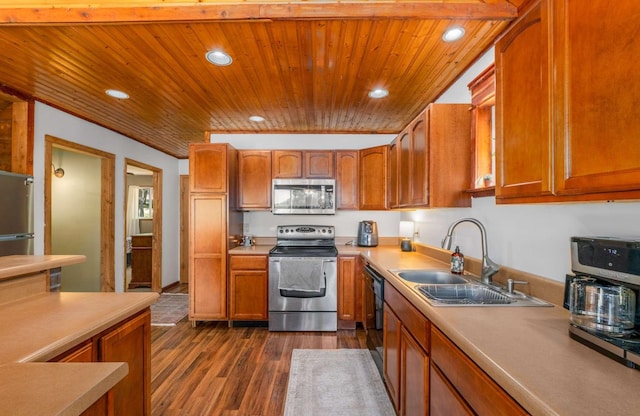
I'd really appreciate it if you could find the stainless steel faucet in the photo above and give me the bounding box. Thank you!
[441,218,500,285]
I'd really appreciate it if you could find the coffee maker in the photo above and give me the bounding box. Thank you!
[564,236,640,369]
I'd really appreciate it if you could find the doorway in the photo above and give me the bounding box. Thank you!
[124,159,162,293]
[45,135,115,291]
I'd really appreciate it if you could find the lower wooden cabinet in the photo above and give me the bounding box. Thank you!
[338,255,357,324]
[50,309,152,416]
[430,364,474,416]
[430,327,527,416]
[229,254,268,320]
[384,282,430,416]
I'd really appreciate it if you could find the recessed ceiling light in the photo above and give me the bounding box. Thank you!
[206,50,233,66]
[105,89,129,99]
[249,115,265,122]
[442,26,465,42]
[368,88,389,99]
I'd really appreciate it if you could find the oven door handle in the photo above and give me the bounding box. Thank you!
[269,258,336,262]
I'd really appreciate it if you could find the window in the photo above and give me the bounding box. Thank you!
[468,64,495,194]
[138,187,153,218]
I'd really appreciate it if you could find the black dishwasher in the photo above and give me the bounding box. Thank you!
[364,263,385,375]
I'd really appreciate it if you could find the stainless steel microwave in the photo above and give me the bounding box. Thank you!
[272,178,335,215]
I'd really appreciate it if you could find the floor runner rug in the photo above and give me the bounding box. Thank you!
[150,293,188,326]
[284,349,395,416]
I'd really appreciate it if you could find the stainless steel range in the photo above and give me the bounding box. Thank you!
[269,225,338,331]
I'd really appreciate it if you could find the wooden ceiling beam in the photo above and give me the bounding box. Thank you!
[0,1,518,25]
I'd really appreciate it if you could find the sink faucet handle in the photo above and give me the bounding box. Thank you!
[506,279,528,294]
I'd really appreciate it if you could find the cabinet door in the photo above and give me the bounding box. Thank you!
[495,1,553,201]
[272,150,303,178]
[359,145,388,210]
[553,0,640,196]
[50,340,94,362]
[335,151,359,209]
[189,143,228,193]
[388,139,399,209]
[401,327,429,416]
[337,256,357,321]
[230,269,268,320]
[430,364,474,416]
[410,115,428,206]
[398,130,411,207]
[99,310,151,416]
[383,303,401,413]
[189,195,227,320]
[238,150,272,209]
[304,151,334,178]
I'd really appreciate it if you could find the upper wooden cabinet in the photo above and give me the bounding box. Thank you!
[190,143,235,193]
[388,139,399,209]
[304,150,334,178]
[238,150,272,209]
[495,0,552,202]
[496,0,640,203]
[272,150,334,178]
[552,0,640,197]
[272,150,303,178]
[359,145,388,210]
[335,150,359,210]
[392,104,472,209]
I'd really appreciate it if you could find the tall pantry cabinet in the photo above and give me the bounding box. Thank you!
[189,143,243,324]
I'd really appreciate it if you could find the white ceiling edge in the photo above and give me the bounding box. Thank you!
[209,133,396,150]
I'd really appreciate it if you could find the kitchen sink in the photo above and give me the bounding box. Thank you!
[415,283,553,307]
[389,269,469,285]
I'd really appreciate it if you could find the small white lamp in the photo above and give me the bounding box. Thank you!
[399,221,414,252]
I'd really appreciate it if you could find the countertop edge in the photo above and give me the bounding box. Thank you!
[0,255,86,280]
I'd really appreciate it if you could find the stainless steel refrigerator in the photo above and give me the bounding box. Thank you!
[0,170,34,256]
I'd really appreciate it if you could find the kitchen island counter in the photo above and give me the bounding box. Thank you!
[0,254,85,281]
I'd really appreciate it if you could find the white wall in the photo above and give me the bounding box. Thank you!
[402,47,640,283]
[34,102,181,292]
[209,133,395,150]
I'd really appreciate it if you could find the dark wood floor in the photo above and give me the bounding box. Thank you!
[151,285,369,415]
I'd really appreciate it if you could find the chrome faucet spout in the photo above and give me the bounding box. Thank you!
[441,218,500,284]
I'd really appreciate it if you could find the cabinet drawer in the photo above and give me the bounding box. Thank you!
[385,283,430,351]
[431,327,527,416]
[230,255,268,270]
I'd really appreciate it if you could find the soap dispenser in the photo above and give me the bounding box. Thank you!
[450,246,464,275]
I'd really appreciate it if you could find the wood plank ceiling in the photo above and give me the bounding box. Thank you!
[0,1,526,158]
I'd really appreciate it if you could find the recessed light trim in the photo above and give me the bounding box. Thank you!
[105,89,129,99]
[442,26,465,42]
[249,115,265,122]
[368,88,389,99]
[206,50,233,66]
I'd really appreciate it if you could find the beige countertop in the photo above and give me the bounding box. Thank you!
[359,246,640,416]
[0,290,158,415]
[0,255,86,280]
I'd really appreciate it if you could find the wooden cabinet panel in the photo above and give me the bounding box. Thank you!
[238,150,272,209]
[129,234,152,289]
[388,139,399,209]
[272,150,303,178]
[495,1,552,201]
[337,256,357,321]
[431,327,527,416]
[189,143,229,193]
[552,0,640,196]
[359,145,388,210]
[398,130,411,207]
[410,117,427,206]
[99,310,151,416]
[51,340,94,362]
[401,326,429,416]
[189,195,227,320]
[335,150,359,209]
[384,282,430,351]
[383,303,402,413]
[229,254,268,320]
[430,364,474,416]
[392,105,471,208]
[304,150,334,178]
